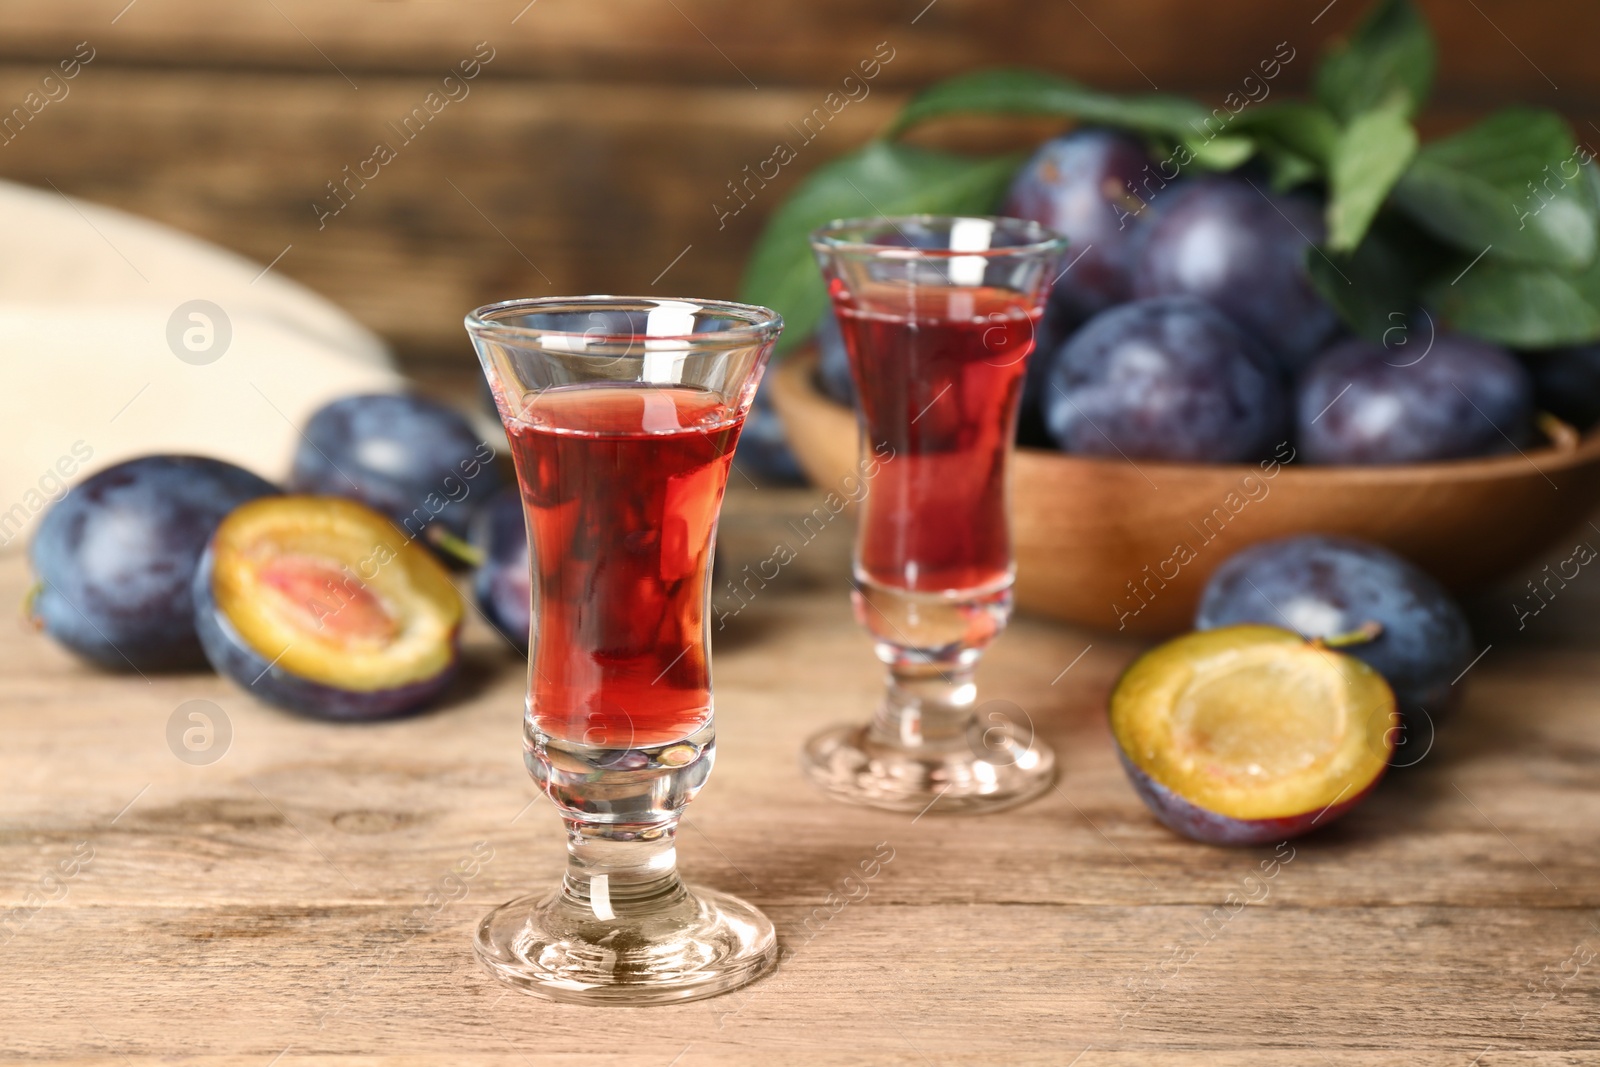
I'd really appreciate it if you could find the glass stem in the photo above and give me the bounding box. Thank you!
[869,656,980,750]
[560,818,689,920]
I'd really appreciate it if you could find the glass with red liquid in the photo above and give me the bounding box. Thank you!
[467,297,781,1005]
[805,217,1066,814]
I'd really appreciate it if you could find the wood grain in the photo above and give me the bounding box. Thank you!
[0,0,1595,103]
[2,488,1598,1062]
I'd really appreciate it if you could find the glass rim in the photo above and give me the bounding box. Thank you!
[810,215,1067,258]
[464,295,784,347]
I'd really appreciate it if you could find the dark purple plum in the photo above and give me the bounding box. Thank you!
[736,387,806,484]
[1043,296,1287,462]
[1003,128,1160,319]
[1297,335,1536,465]
[1132,176,1341,372]
[1523,343,1600,429]
[1016,289,1081,449]
[1196,534,1473,722]
[813,307,856,407]
[289,393,501,547]
[29,455,277,671]
[472,486,531,653]
[195,496,461,721]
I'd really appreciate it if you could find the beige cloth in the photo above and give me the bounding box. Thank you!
[0,180,402,552]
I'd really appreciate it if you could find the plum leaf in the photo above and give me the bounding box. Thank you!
[1424,255,1600,347]
[1326,97,1419,252]
[738,140,1020,352]
[1391,108,1599,269]
[1315,0,1436,121]
[883,67,1220,142]
[1307,212,1452,340]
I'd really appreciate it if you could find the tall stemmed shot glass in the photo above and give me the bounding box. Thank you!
[467,297,782,1005]
[804,217,1066,814]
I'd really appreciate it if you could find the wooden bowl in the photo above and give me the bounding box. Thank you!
[769,350,1600,636]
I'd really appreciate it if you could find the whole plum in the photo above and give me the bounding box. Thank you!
[1016,290,1080,448]
[30,455,278,670]
[813,307,856,407]
[1132,176,1341,372]
[289,394,501,546]
[735,389,806,484]
[1523,342,1600,429]
[473,486,531,652]
[1297,335,1536,465]
[1003,128,1160,320]
[1196,534,1473,723]
[1043,296,1287,462]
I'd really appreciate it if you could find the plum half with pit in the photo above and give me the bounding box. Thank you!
[1132,176,1341,372]
[194,496,462,720]
[1196,534,1473,725]
[289,393,501,550]
[472,486,530,653]
[29,455,278,671]
[1003,127,1159,320]
[1112,624,1396,846]
[1043,296,1287,462]
[1297,335,1536,465]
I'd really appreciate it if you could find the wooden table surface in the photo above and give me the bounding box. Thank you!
[2,486,1597,1065]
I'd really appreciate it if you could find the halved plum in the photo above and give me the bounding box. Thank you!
[194,496,462,720]
[1110,625,1395,846]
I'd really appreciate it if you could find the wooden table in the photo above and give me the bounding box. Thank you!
[2,487,1597,1064]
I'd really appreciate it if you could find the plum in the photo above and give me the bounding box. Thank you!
[736,388,806,484]
[1016,290,1080,448]
[1297,335,1536,465]
[289,394,501,548]
[194,496,461,720]
[1132,176,1340,372]
[1195,534,1473,723]
[1003,128,1159,320]
[813,307,856,407]
[1043,296,1287,462]
[1111,624,1395,845]
[472,486,531,653]
[1523,343,1600,429]
[29,455,277,671]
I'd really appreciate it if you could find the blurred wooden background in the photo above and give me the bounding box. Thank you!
[1,0,1595,371]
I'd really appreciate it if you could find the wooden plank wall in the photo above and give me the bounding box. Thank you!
[0,0,1595,369]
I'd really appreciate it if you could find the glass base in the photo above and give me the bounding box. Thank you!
[475,884,777,1006]
[801,721,1056,815]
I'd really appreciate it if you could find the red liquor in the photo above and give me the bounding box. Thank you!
[504,383,742,748]
[833,279,1042,593]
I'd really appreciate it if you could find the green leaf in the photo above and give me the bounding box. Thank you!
[1307,212,1445,341]
[1315,0,1436,121]
[1258,142,1321,192]
[1182,133,1257,172]
[1231,101,1341,167]
[1326,99,1418,252]
[883,67,1217,141]
[738,141,1022,352]
[1424,254,1600,347]
[1391,108,1599,269]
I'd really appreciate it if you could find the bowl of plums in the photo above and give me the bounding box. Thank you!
[759,24,1600,638]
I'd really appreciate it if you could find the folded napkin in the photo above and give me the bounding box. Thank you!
[0,180,402,552]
